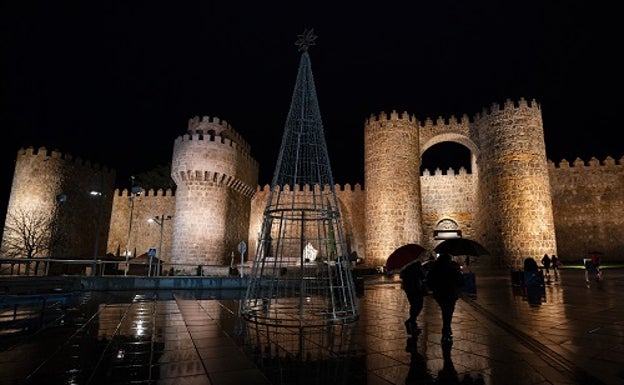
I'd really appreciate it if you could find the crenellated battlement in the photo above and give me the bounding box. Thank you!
[18,146,114,174]
[172,170,256,197]
[548,156,624,169]
[365,110,416,126]
[420,114,472,129]
[174,132,257,165]
[256,183,364,193]
[114,188,176,197]
[186,115,251,152]
[474,97,540,120]
[421,167,470,176]
[187,115,232,132]
[368,98,541,135]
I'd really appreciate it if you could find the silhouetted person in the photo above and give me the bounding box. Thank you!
[541,254,552,280]
[551,254,560,280]
[400,255,427,335]
[590,253,602,280]
[584,254,602,283]
[426,253,464,345]
[523,257,544,305]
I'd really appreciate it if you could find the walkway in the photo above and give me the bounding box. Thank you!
[0,267,622,384]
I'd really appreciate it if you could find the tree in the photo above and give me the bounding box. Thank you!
[134,164,176,191]
[1,207,60,259]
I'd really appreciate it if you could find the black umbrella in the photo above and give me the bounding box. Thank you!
[434,238,490,257]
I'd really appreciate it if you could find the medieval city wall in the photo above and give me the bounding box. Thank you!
[548,156,624,262]
[248,183,366,261]
[98,154,624,270]
[472,99,556,268]
[170,116,258,272]
[364,111,423,267]
[6,100,624,272]
[2,147,115,259]
[106,188,176,262]
[334,183,366,260]
[420,167,477,251]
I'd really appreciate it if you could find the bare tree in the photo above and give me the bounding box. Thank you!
[1,207,58,259]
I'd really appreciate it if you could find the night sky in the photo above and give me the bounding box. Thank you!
[1,1,619,225]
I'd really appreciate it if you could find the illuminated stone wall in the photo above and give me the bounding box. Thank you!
[473,99,556,268]
[248,183,365,261]
[360,98,557,268]
[7,99,624,272]
[364,111,423,267]
[2,147,115,259]
[169,116,258,272]
[420,167,477,251]
[549,156,624,262]
[107,188,175,262]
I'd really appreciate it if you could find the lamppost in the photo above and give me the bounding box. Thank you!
[124,176,143,276]
[148,214,172,276]
[89,189,103,277]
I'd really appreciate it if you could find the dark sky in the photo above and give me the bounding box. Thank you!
[1,1,619,220]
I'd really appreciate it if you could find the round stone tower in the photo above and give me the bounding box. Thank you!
[170,116,258,272]
[474,99,557,268]
[3,146,115,259]
[364,111,423,266]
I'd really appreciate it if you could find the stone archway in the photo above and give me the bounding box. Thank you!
[420,133,479,176]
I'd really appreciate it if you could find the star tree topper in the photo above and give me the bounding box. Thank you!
[295,28,317,52]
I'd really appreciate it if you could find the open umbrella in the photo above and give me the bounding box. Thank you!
[385,243,427,272]
[434,238,490,257]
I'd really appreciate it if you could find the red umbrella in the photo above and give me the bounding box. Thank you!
[385,244,427,272]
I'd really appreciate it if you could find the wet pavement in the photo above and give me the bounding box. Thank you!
[0,267,623,385]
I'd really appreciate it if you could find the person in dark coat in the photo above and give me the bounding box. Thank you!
[551,254,560,280]
[590,253,602,281]
[541,254,552,280]
[400,255,427,335]
[524,257,544,305]
[426,252,464,345]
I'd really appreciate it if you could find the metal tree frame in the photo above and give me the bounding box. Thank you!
[241,30,358,328]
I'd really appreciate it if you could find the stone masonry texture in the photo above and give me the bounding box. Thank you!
[3,99,623,271]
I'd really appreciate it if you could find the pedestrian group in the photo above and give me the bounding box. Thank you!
[400,252,464,346]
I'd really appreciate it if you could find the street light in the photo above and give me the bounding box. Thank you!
[90,189,103,277]
[148,214,172,276]
[124,176,143,276]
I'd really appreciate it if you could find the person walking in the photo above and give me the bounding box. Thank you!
[426,252,464,345]
[551,254,560,280]
[541,254,552,280]
[585,253,602,282]
[524,257,544,305]
[400,255,427,336]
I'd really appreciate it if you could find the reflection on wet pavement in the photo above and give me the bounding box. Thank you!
[0,269,622,384]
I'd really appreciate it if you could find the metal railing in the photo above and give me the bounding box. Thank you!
[0,258,241,278]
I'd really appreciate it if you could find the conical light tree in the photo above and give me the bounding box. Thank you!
[241,29,358,327]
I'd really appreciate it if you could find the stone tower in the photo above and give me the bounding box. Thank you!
[2,147,115,260]
[364,111,424,267]
[474,99,557,268]
[170,117,258,272]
